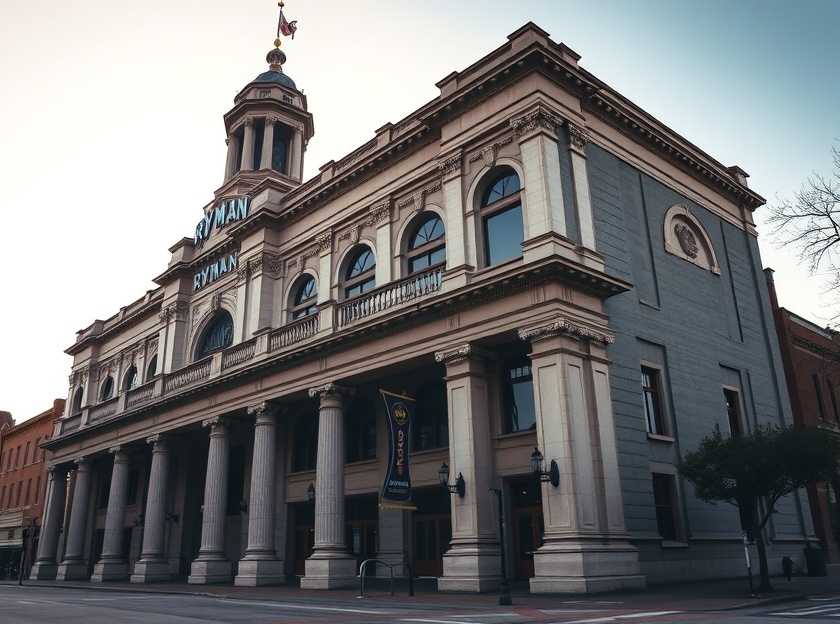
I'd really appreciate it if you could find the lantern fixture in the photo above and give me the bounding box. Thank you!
[438,462,466,498]
[306,482,316,502]
[530,447,560,488]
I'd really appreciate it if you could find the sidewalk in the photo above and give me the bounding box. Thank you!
[3,574,838,613]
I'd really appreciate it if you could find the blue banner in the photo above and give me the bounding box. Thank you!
[380,390,414,505]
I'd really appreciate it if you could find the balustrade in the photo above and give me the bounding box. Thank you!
[126,381,156,409]
[338,267,442,327]
[222,338,257,370]
[163,357,212,393]
[88,398,118,422]
[269,314,318,352]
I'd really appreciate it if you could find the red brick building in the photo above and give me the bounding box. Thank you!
[766,269,840,562]
[0,400,64,578]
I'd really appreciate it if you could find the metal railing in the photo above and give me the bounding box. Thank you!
[338,267,442,328]
[357,559,414,599]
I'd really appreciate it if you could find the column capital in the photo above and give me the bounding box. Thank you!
[146,433,169,450]
[436,152,463,181]
[510,104,563,141]
[243,116,254,127]
[225,137,230,146]
[518,316,614,345]
[202,415,229,431]
[74,456,90,469]
[247,402,277,425]
[308,382,352,402]
[567,122,591,153]
[434,344,472,365]
[47,463,68,477]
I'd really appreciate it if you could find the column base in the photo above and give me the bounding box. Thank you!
[91,559,130,582]
[300,553,357,589]
[234,558,286,586]
[130,559,173,583]
[529,540,646,594]
[438,542,501,593]
[188,558,233,585]
[56,560,89,581]
[29,561,58,581]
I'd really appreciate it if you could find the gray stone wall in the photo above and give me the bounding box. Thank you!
[584,144,815,582]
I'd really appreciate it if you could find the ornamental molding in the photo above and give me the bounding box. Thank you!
[397,181,442,211]
[662,204,721,275]
[338,224,362,244]
[468,136,514,167]
[436,153,462,177]
[314,231,333,254]
[247,252,284,277]
[159,301,189,323]
[308,382,353,400]
[517,317,615,345]
[147,336,159,356]
[202,415,228,429]
[146,433,168,447]
[567,122,591,150]
[509,105,563,139]
[434,344,472,364]
[247,401,272,417]
[367,200,392,226]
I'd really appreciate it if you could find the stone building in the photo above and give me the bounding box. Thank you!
[766,269,840,564]
[0,400,64,579]
[37,22,811,592]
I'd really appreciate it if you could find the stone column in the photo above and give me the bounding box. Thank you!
[438,152,471,290]
[291,131,303,179]
[371,201,392,285]
[131,434,172,583]
[235,403,285,586]
[510,105,569,263]
[91,447,131,582]
[519,317,644,594]
[261,117,276,172]
[434,345,500,592]
[240,117,255,171]
[224,135,239,180]
[189,416,232,584]
[301,383,356,589]
[30,465,68,580]
[56,458,92,580]
[567,123,597,252]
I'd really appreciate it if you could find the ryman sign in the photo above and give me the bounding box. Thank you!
[194,196,250,247]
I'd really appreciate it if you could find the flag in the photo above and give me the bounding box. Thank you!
[277,10,298,39]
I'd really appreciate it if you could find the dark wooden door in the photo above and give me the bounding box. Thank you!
[413,514,451,577]
[512,505,543,579]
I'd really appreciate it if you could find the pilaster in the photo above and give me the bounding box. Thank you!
[241,117,255,171]
[438,152,472,290]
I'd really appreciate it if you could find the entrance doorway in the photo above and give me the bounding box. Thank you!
[412,487,451,577]
[510,479,543,580]
[346,495,377,575]
[290,502,314,577]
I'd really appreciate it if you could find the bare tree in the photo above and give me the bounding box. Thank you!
[768,146,840,309]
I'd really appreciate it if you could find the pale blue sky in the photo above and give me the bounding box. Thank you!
[0,0,837,420]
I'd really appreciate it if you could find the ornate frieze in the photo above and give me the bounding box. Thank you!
[567,122,591,150]
[247,252,284,277]
[314,231,333,253]
[468,136,514,167]
[517,317,615,345]
[510,106,562,139]
[159,301,190,323]
[434,344,472,364]
[436,154,462,177]
[367,200,392,226]
[337,224,362,244]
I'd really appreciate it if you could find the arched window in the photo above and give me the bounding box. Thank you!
[196,311,234,360]
[343,246,376,299]
[146,354,159,380]
[123,365,138,391]
[100,376,115,401]
[72,387,84,414]
[290,274,318,320]
[407,213,446,275]
[480,167,523,267]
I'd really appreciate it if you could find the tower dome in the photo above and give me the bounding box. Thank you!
[250,44,297,91]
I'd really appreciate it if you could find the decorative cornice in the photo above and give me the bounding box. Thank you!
[314,231,333,254]
[517,317,615,345]
[510,105,562,139]
[567,122,591,150]
[436,154,462,178]
[434,344,472,364]
[367,200,391,226]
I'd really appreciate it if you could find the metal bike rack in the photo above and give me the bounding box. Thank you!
[357,558,395,598]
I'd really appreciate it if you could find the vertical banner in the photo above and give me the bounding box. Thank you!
[380,390,415,508]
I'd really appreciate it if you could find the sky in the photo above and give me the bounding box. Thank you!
[0,0,838,422]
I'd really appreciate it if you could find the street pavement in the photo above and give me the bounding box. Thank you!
[1,580,839,623]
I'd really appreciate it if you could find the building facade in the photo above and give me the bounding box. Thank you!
[0,400,64,579]
[766,269,840,563]
[37,23,811,592]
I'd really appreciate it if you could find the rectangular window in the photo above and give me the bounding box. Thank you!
[24,479,31,506]
[724,388,743,437]
[24,442,30,465]
[15,481,22,507]
[503,359,537,433]
[652,473,679,541]
[292,415,318,472]
[829,380,840,424]
[484,203,524,267]
[14,446,20,468]
[35,475,41,505]
[346,399,377,463]
[813,374,827,421]
[641,366,667,435]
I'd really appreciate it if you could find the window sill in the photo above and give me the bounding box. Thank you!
[660,540,689,549]
[647,433,675,443]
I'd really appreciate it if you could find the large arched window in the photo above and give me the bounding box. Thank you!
[290,274,318,320]
[100,376,115,401]
[72,387,84,414]
[343,245,376,299]
[123,365,138,391]
[407,213,446,275]
[196,311,234,360]
[480,167,523,267]
[146,354,159,380]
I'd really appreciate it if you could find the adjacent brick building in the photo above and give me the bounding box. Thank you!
[766,268,840,563]
[0,400,64,578]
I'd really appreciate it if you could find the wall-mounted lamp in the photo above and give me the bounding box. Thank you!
[530,448,559,488]
[438,462,466,498]
[305,482,316,503]
[165,512,179,524]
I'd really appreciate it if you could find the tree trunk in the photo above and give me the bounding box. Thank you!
[755,525,773,593]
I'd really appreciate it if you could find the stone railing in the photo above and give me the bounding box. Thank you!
[126,381,156,409]
[269,314,319,352]
[338,267,442,328]
[164,357,212,393]
[222,338,257,370]
[89,397,118,422]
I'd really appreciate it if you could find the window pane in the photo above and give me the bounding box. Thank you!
[641,366,664,435]
[724,389,742,437]
[482,171,521,206]
[197,312,234,360]
[347,248,375,279]
[411,216,445,249]
[504,362,536,433]
[652,474,678,540]
[295,276,317,305]
[272,125,289,173]
[409,254,430,274]
[484,204,524,266]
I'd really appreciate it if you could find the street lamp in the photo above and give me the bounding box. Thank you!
[438,462,465,498]
[530,448,559,488]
